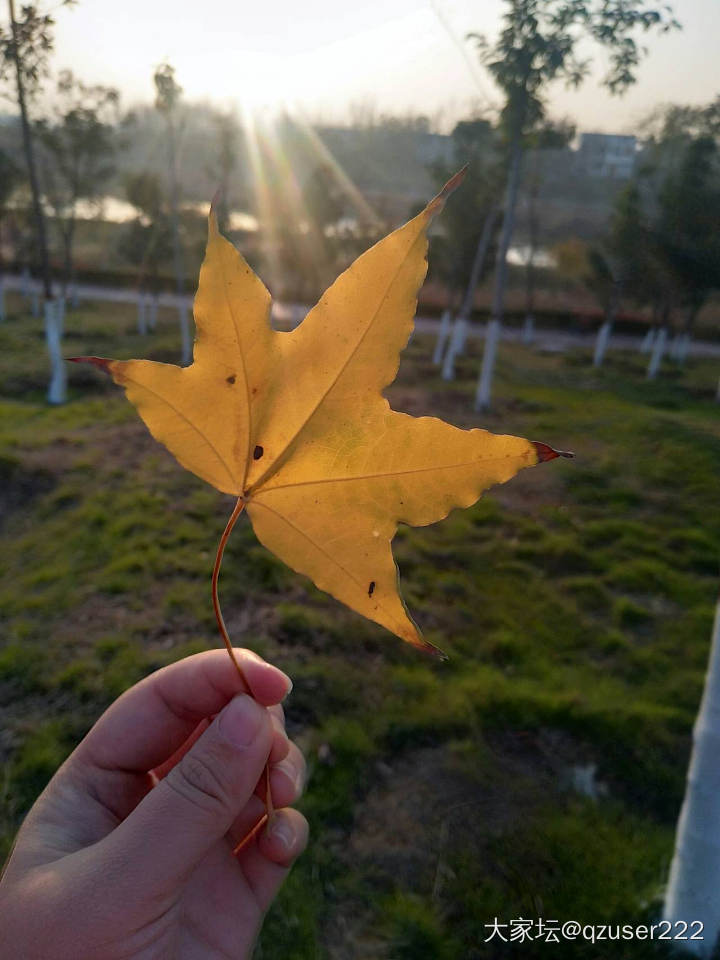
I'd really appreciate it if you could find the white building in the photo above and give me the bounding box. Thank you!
[577,133,637,179]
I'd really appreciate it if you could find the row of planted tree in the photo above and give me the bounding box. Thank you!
[3,0,719,413]
[428,98,720,408]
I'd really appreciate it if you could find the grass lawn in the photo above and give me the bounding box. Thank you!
[1,289,719,958]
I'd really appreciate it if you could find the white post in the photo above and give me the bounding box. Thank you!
[593,321,612,368]
[137,292,147,335]
[475,318,501,411]
[442,315,467,382]
[664,595,720,958]
[522,314,535,345]
[640,328,655,354]
[45,299,66,405]
[179,300,191,365]
[433,310,452,365]
[647,327,667,380]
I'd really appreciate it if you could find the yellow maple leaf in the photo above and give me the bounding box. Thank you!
[71,171,570,657]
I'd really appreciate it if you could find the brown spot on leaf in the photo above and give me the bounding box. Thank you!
[253,445,264,460]
[368,581,375,597]
[226,374,236,384]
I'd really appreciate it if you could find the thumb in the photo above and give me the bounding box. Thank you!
[105,693,273,891]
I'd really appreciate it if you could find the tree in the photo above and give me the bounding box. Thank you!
[36,69,119,297]
[118,171,173,332]
[0,0,75,404]
[0,1,71,301]
[655,136,720,357]
[519,119,575,344]
[209,109,237,235]
[588,180,655,368]
[154,61,190,364]
[0,146,22,320]
[626,107,720,374]
[430,118,503,379]
[468,0,679,409]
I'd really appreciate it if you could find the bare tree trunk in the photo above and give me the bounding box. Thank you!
[593,282,619,368]
[476,139,522,411]
[664,593,720,957]
[61,218,75,299]
[443,208,498,382]
[523,148,540,344]
[8,0,51,302]
[678,305,697,367]
[137,289,147,335]
[166,112,190,364]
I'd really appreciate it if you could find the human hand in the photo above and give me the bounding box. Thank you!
[0,649,307,959]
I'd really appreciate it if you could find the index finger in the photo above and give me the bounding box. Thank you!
[75,648,291,776]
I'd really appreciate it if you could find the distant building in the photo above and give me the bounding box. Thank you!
[314,125,454,223]
[577,133,637,180]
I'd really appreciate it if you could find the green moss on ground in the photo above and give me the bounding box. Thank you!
[1,296,718,958]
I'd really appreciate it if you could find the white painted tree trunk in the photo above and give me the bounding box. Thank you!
[474,141,522,411]
[475,318,501,411]
[56,296,65,337]
[522,314,535,344]
[647,326,668,379]
[442,315,467,382]
[664,595,720,957]
[441,209,498,381]
[640,327,656,354]
[45,298,66,405]
[593,321,612,368]
[433,310,452,365]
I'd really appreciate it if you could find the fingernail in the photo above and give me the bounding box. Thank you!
[269,815,294,851]
[280,672,293,698]
[219,695,264,748]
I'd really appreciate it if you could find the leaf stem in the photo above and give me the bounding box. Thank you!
[212,496,276,852]
[212,497,247,677]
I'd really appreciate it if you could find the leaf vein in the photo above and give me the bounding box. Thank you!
[120,371,239,492]
[258,452,531,492]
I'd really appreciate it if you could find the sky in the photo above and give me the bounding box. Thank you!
[50,0,720,133]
